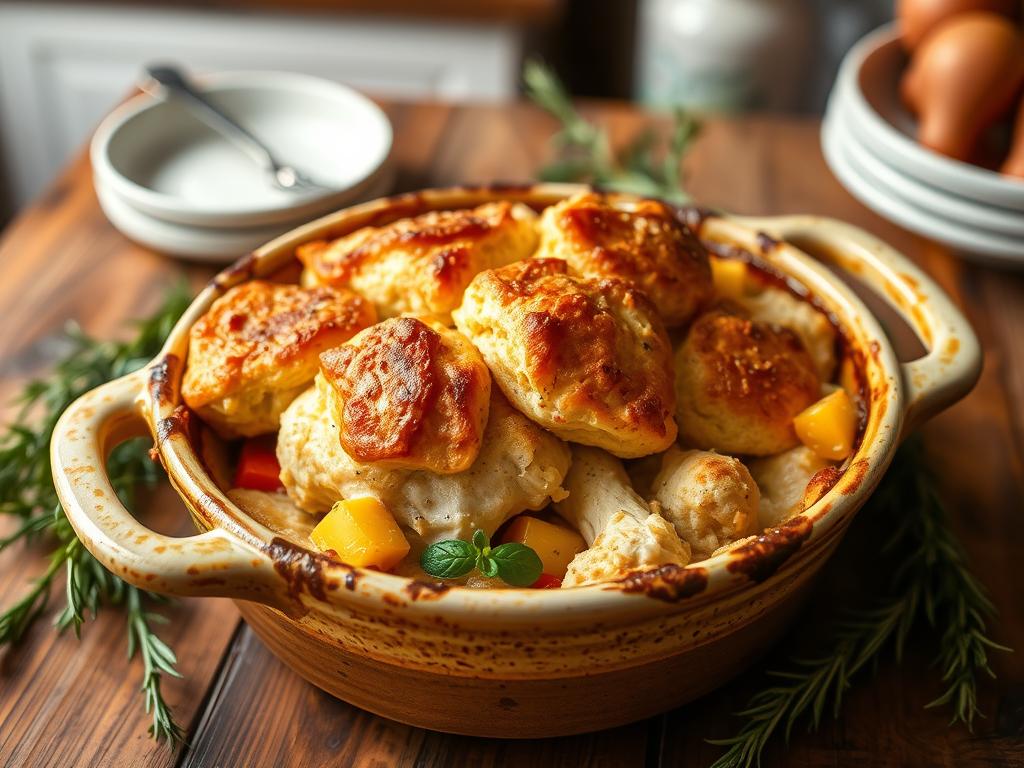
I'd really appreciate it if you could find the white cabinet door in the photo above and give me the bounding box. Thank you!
[0,3,522,208]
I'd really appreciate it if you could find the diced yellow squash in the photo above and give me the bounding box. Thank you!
[793,389,856,461]
[501,516,586,579]
[311,497,410,571]
[710,257,748,299]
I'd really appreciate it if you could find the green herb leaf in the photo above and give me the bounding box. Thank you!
[490,543,543,587]
[420,539,477,579]
[420,531,543,587]
[472,529,488,551]
[478,555,499,579]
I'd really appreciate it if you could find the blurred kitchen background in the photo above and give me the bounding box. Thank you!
[0,0,892,223]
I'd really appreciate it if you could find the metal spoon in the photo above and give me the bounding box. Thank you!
[145,64,333,194]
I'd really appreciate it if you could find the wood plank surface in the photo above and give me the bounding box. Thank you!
[0,100,1021,767]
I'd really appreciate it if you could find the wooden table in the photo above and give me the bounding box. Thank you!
[1,100,1022,767]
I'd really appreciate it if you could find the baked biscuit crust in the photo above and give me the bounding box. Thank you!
[674,306,820,455]
[536,192,712,327]
[297,201,539,321]
[319,317,491,474]
[453,258,677,458]
[181,280,376,438]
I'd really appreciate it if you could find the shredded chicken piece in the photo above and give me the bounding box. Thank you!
[555,445,690,587]
[563,510,689,587]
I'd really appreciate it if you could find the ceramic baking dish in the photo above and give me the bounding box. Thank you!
[52,184,980,737]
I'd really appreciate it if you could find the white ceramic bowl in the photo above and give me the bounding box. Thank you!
[94,164,394,263]
[822,116,1024,266]
[833,24,1024,213]
[831,103,1024,238]
[91,71,393,228]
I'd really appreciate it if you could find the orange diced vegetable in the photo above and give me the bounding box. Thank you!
[234,437,284,492]
[793,388,857,461]
[310,497,410,570]
[501,516,585,579]
[710,258,748,299]
[531,573,563,589]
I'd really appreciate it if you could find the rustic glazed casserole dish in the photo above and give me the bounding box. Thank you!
[52,184,980,737]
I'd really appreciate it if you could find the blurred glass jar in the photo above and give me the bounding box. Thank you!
[636,0,814,111]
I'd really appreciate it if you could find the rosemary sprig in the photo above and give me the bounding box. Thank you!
[523,59,699,203]
[710,442,1010,768]
[0,283,191,745]
[127,587,185,744]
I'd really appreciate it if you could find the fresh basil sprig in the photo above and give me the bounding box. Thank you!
[420,529,543,587]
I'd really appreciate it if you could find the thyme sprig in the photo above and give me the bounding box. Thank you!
[0,283,191,745]
[710,442,1010,768]
[524,59,699,203]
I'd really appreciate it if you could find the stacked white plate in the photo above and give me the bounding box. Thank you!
[91,71,393,263]
[823,25,1024,267]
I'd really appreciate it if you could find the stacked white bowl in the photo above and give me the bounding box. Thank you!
[823,25,1024,267]
[91,71,393,263]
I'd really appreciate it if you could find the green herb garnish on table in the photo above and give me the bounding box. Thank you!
[0,284,191,744]
[524,59,700,204]
[708,442,1009,768]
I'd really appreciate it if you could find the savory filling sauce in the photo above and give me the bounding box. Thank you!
[182,192,864,590]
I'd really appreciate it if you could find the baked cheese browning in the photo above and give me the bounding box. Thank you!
[536,192,713,327]
[296,201,539,321]
[674,306,821,456]
[453,258,677,458]
[181,280,376,438]
[319,317,491,474]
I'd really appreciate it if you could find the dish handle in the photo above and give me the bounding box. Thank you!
[51,369,295,613]
[735,215,982,436]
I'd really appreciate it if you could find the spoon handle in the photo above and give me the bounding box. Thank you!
[145,64,279,173]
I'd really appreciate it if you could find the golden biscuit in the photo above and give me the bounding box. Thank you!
[276,384,571,544]
[181,281,376,438]
[453,258,677,458]
[674,306,820,455]
[737,285,837,380]
[319,317,491,474]
[535,192,712,327]
[297,201,538,321]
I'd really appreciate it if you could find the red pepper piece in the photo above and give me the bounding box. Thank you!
[531,573,562,589]
[234,436,284,492]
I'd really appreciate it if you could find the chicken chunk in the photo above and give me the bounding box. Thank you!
[563,511,690,587]
[650,446,761,560]
[747,445,833,527]
[555,446,690,586]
